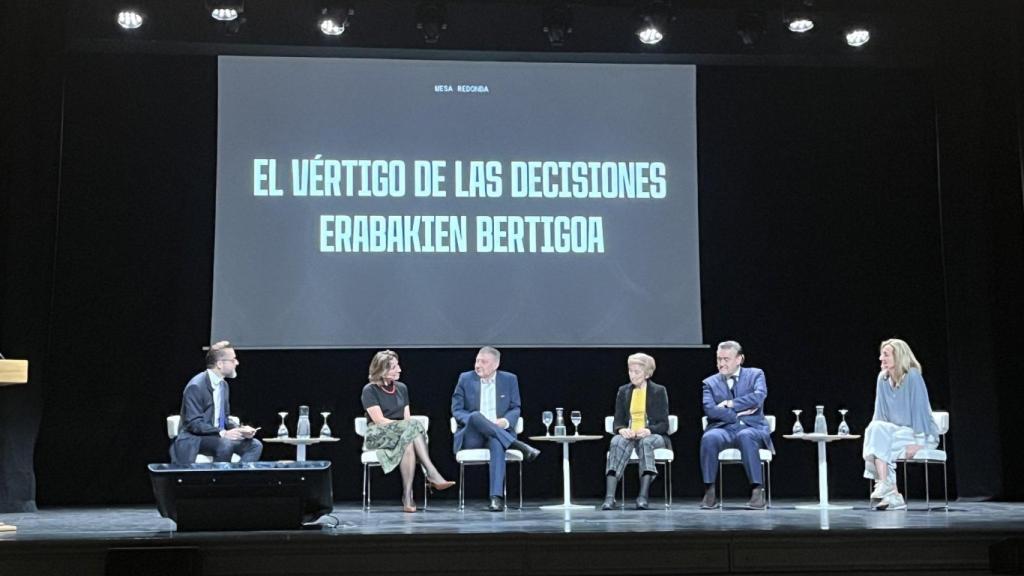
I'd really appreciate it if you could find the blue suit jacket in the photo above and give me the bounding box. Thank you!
[451,370,521,452]
[170,371,236,465]
[702,366,774,453]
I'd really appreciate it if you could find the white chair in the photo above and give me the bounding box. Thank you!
[449,417,525,510]
[701,415,775,509]
[603,415,678,508]
[355,415,431,511]
[166,414,241,463]
[895,411,950,510]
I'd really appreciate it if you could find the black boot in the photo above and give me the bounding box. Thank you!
[636,473,655,510]
[600,474,618,510]
[510,440,541,462]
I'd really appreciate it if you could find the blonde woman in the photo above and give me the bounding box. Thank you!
[863,339,939,510]
[600,353,671,510]
[361,350,455,512]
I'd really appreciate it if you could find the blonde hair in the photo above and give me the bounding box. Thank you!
[368,350,399,384]
[627,352,656,378]
[880,338,922,387]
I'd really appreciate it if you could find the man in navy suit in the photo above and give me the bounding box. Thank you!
[171,341,262,465]
[452,346,540,511]
[700,341,774,509]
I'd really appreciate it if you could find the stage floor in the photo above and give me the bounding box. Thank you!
[3,499,1024,539]
[3,499,1024,575]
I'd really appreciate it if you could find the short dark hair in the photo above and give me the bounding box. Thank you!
[205,340,233,368]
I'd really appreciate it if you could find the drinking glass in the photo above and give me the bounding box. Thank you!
[570,410,582,435]
[542,411,554,436]
[277,412,289,438]
[837,409,850,436]
[320,411,332,438]
[791,409,804,435]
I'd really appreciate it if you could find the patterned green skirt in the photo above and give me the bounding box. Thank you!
[363,419,426,474]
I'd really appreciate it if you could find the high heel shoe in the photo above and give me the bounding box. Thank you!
[429,480,456,492]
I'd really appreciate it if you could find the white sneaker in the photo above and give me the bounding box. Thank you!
[870,480,895,499]
[874,491,906,511]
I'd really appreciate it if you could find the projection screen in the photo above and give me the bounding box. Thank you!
[212,56,701,348]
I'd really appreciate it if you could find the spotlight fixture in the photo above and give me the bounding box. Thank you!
[785,0,816,34]
[736,11,766,46]
[845,28,870,47]
[635,1,673,46]
[787,18,814,33]
[206,1,244,22]
[416,2,447,44]
[542,4,573,48]
[319,6,353,37]
[116,9,143,29]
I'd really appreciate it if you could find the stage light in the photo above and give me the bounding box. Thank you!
[206,1,244,22]
[736,11,766,46]
[319,6,353,37]
[416,2,447,44]
[116,10,143,30]
[635,2,672,46]
[786,0,815,33]
[845,28,870,47]
[542,4,573,48]
[787,18,814,33]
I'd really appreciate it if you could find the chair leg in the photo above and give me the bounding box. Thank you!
[942,462,949,510]
[766,460,772,509]
[421,465,429,511]
[664,462,671,509]
[518,460,524,510]
[458,463,465,511]
[718,462,724,509]
[902,461,909,503]
[367,465,373,511]
[924,461,931,510]
[620,471,626,509]
[362,464,369,511]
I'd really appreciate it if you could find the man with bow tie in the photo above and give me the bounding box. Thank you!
[451,346,540,511]
[699,341,774,509]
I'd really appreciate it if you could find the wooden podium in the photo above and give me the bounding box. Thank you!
[0,359,27,531]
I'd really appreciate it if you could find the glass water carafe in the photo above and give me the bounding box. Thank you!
[813,405,828,434]
[296,405,311,439]
[554,407,566,436]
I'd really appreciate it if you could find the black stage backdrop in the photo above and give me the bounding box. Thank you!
[31,53,960,505]
[3,4,1022,515]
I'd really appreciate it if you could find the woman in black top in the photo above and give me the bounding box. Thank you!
[361,350,455,512]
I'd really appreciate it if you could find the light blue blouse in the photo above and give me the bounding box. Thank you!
[871,367,939,438]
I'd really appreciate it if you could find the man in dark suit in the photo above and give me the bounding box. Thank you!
[699,341,774,509]
[170,341,262,465]
[451,346,540,511]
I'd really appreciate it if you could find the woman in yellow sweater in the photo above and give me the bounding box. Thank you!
[600,353,671,510]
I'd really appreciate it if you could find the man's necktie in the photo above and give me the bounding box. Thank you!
[217,386,226,430]
[728,377,736,398]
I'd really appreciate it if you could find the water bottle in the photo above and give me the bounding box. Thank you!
[554,407,566,436]
[813,405,827,434]
[297,405,311,439]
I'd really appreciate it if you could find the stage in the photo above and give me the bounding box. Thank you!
[2,499,1023,576]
